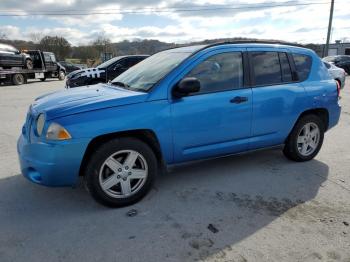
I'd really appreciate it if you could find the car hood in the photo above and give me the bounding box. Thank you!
[31,83,148,120]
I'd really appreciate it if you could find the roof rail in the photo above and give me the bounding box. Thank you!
[203,40,306,48]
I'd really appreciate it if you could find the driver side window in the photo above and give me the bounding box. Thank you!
[186,52,243,94]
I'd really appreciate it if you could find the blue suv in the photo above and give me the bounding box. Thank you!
[17,42,341,207]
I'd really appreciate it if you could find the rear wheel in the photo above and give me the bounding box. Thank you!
[283,114,324,162]
[85,137,157,207]
[12,73,25,85]
[25,59,33,70]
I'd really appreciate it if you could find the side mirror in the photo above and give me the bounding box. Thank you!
[173,77,201,98]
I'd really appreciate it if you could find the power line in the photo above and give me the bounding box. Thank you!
[0,1,332,17]
[0,1,329,13]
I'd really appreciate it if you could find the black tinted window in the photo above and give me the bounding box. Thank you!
[125,57,141,67]
[252,52,282,86]
[279,53,292,82]
[292,53,312,81]
[186,52,243,94]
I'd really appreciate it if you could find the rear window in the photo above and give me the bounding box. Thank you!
[292,54,312,81]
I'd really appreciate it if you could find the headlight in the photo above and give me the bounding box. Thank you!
[46,122,72,140]
[36,113,45,136]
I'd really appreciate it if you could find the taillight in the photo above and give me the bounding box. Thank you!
[336,80,341,97]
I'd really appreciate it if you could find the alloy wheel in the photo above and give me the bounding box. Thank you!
[98,150,148,198]
[297,122,320,156]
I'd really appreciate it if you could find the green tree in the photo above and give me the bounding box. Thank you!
[39,36,71,60]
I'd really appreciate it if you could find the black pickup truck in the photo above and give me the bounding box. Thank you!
[0,50,66,85]
[0,43,33,69]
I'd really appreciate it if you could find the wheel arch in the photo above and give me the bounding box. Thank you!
[79,129,164,177]
[290,108,329,138]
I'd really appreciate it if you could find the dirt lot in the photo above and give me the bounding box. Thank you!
[0,78,350,262]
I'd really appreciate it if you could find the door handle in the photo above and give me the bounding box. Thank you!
[230,96,248,104]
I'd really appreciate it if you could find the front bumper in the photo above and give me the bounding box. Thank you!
[17,134,90,187]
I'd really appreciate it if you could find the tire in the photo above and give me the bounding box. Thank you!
[283,114,324,162]
[58,70,65,81]
[40,78,46,82]
[12,73,25,85]
[25,59,33,70]
[85,137,158,207]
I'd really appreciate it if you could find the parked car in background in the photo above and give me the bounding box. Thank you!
[65,55,149,88]
[323,61,346,89]
[323,55,350,74]
[59,61,82,73]
[18,42,341,207]
[0,43,33,69]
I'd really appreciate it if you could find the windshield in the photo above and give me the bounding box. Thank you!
[97,57,123,69]
[111,51,191,91]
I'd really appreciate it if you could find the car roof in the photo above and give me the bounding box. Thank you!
[0,43,18,52]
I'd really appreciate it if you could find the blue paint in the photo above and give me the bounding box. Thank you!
[17,43,341,187]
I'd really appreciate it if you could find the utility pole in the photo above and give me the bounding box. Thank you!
[323,0,335,57]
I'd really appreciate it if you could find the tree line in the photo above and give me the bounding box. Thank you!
[0,34,176,64]
[0,34,325,64]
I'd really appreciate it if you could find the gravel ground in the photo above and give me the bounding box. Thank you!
[0,78,349,262]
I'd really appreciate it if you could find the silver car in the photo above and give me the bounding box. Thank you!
[323,61,346,89]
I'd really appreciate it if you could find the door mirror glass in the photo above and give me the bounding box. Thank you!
[173,77,201,98]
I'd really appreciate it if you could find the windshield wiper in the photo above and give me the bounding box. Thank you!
[110,81,130,89]
[110,81,146,93]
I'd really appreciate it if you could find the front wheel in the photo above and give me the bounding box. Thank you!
[283,115,324,162]
[58,70,65,80]
[85,137,157,207]
[25,59,33,70]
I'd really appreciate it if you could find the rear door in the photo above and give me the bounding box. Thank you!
[247,48,307,149]
[171,48,252,162]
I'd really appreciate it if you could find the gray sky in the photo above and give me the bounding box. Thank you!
[0,0,349,45]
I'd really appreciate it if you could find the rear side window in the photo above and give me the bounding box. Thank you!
[186,52,243,94]
[251,52,282,86]
[292,54,312,81]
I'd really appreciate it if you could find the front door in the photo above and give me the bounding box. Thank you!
[171,50,252,163]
